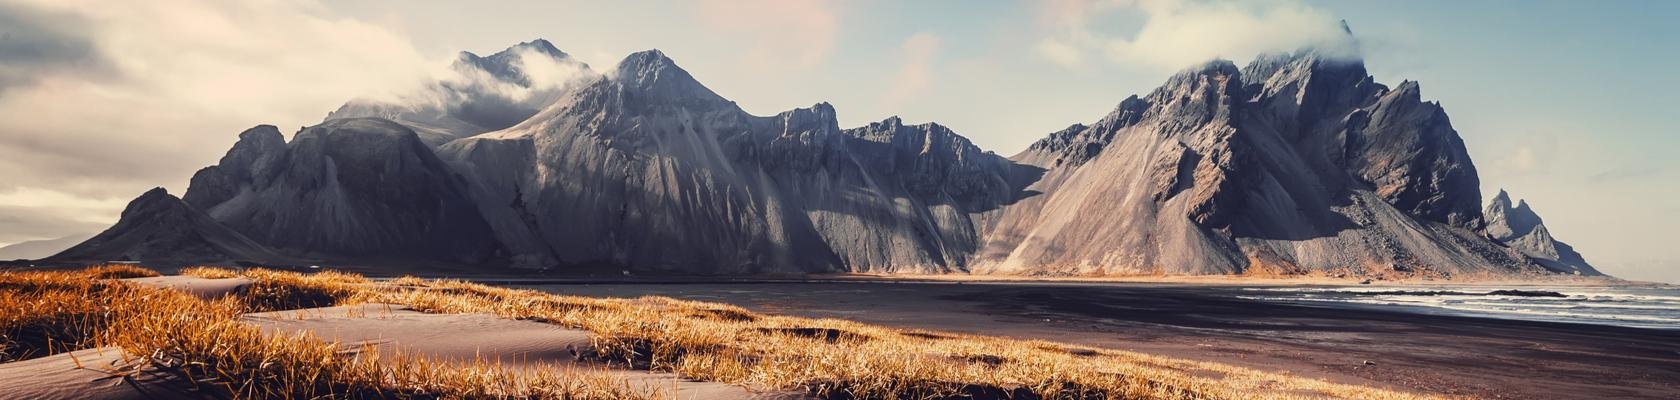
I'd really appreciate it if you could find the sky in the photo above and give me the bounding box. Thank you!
[0,0,1675,282]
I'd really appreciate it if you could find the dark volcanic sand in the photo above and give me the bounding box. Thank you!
[519,281,1680,400]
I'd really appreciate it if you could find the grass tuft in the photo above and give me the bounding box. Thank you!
[179,266,242,279]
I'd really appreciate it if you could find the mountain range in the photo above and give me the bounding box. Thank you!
[43,37,1602,278]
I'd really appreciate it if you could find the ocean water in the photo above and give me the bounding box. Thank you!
[1239,285,1680,330]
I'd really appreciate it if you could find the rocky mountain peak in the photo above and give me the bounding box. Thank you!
[1155,59,1242,100]
[223,125,287,169]
[1483,190,1599,275]
[455,38,576,87]
[183,125,287,209]
[770,103,843,144]
[611,49,726,105]
[872,115,906,130]
[847,116,965,148]
[125,187,177,216]
[510,38,567,59]
[331,39,587,147]
[1486,189,1544,240]
[614,49,679,84]
[1491,188,1513,205]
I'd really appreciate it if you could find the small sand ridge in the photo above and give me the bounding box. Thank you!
[121,275,253,299]
[0,347,200,400]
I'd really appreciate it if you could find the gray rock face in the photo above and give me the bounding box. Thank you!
[975,49,1534,277]
[48,188,286,264]
[1485,190,1600,275]
[324,39,587,147]
[183,125,287,209]
[437,50,1029,272]
[184,118,501,264]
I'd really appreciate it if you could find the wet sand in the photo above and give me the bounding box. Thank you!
[522,281,1680,399]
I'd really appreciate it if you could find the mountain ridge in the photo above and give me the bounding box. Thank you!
[57,39,1603,279]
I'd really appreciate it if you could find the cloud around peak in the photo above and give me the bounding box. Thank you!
[1036,0,1357,71]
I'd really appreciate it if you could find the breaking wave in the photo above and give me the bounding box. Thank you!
[1240,285,1680,330]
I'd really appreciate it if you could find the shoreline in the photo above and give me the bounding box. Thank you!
[526,280,1680,399]
[5,260,1668,287]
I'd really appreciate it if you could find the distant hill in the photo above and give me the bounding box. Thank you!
[0,233,93,261]
[48,188,290,265]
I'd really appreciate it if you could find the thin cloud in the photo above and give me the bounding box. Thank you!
[695,0,840,72]
[1586,166,1662,183]
[1035,0,1356,71]
[1036,38,1085,68]
[0,0,438,231]
[881,32,942,109]
[1491,132,1560,176]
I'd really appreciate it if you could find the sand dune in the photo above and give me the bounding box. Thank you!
[243,303,805,400]
[0,347,204,400]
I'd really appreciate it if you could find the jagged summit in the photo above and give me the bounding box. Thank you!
[456,38,576,86]
[976,37,1527,277]
[615,49,673,74]
[609,49,725,104]
[1484,189,1599,275]
[515,38,567,58]
[326,39,590,147]
[127,188,182,215]
[849,116,968,143]
[184,125,286,209]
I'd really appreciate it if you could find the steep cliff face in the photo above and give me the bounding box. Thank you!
[1485,190,1600,275]
[49,188,286,264]
[438,50,1025,272]
[324,39,589,147]
[183,118,501,264]
[183,125,288,209]
[974,50,1532,277]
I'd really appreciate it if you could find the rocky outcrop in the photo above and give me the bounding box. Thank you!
[48,188,286,264]
[1485,190,1600,275]
[183,125,287,209]
[183,118,501,265]
[324,39,588,147]
[974,48,1533,277]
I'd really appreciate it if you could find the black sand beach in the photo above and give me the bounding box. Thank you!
[523,281,1680,399]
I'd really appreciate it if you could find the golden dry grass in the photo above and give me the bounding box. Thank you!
[180,265,242,279]
[3,265,1452,399]
[366,278,1448,400]
[0,267,654,399]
